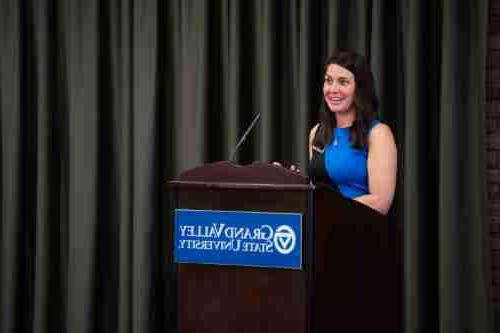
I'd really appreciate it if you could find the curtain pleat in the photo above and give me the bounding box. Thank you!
[106,1,133,332]
[220,0,240,161]
[289,0,311,169]
[62,2,99,333]
[402,1,441,331]
[1,3,21,333]
[254,0,273,162]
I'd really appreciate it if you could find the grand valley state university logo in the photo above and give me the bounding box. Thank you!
[174,209,302,269]
[273,225,296,255]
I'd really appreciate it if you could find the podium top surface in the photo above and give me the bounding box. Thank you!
[167,161,312,191]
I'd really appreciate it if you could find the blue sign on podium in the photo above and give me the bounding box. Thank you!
[174,209,302,269]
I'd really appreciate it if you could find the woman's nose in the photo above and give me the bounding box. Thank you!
[329,81,340,92]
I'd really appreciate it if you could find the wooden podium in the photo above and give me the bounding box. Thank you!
[168,161,402,333]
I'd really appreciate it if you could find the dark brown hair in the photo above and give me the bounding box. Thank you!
[313,50,378,150]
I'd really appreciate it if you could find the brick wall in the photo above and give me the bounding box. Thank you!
[487,0,500,306]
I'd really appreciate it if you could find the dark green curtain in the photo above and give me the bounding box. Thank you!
[0,0,493,332]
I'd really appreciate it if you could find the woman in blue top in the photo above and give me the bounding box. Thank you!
[308,50,397,215]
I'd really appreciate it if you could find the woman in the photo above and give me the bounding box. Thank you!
[309,50,397,215]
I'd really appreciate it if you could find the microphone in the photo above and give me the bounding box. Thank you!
[229,113,261,162]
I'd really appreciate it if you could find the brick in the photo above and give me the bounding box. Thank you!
[491,222,500,233]
[485,115,500,135]
[488,50,500,69]
[489,184,500,200]
[487,135,500,150]
[486,148,500,167]
[487,169,500,182]
[487,150,500,169]
[491,0,500,14]
[490,215,500,223]
[494,284,500,302]
[492,252,500,268]
[487,101,500,114]
[493,269,500,282]
[488,199,500,217]
[491,237,500,250]
[487,87,500,99]
[488,34,500,50]
[487,69,500,88]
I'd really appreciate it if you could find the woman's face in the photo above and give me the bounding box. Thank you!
[323,64,356,113]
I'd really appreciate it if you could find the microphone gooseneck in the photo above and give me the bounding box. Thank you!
[230,113,261,162]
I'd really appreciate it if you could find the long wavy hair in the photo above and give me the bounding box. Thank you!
[313,50,378,150]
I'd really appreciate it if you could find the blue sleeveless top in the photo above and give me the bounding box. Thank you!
[311,120,379,199]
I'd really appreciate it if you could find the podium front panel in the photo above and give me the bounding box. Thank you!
[173,186,311,333]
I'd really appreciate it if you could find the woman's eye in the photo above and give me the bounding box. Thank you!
[325,77,333,84]
[339,79,349,86]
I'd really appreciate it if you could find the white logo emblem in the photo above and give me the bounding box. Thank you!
[273,225,296,254]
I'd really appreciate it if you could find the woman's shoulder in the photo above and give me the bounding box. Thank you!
[370,121,393,135]
[368,121,396,146]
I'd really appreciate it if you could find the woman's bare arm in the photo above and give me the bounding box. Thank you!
[353,123,397,215]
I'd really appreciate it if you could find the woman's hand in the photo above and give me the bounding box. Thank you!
[271,161,301,173]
